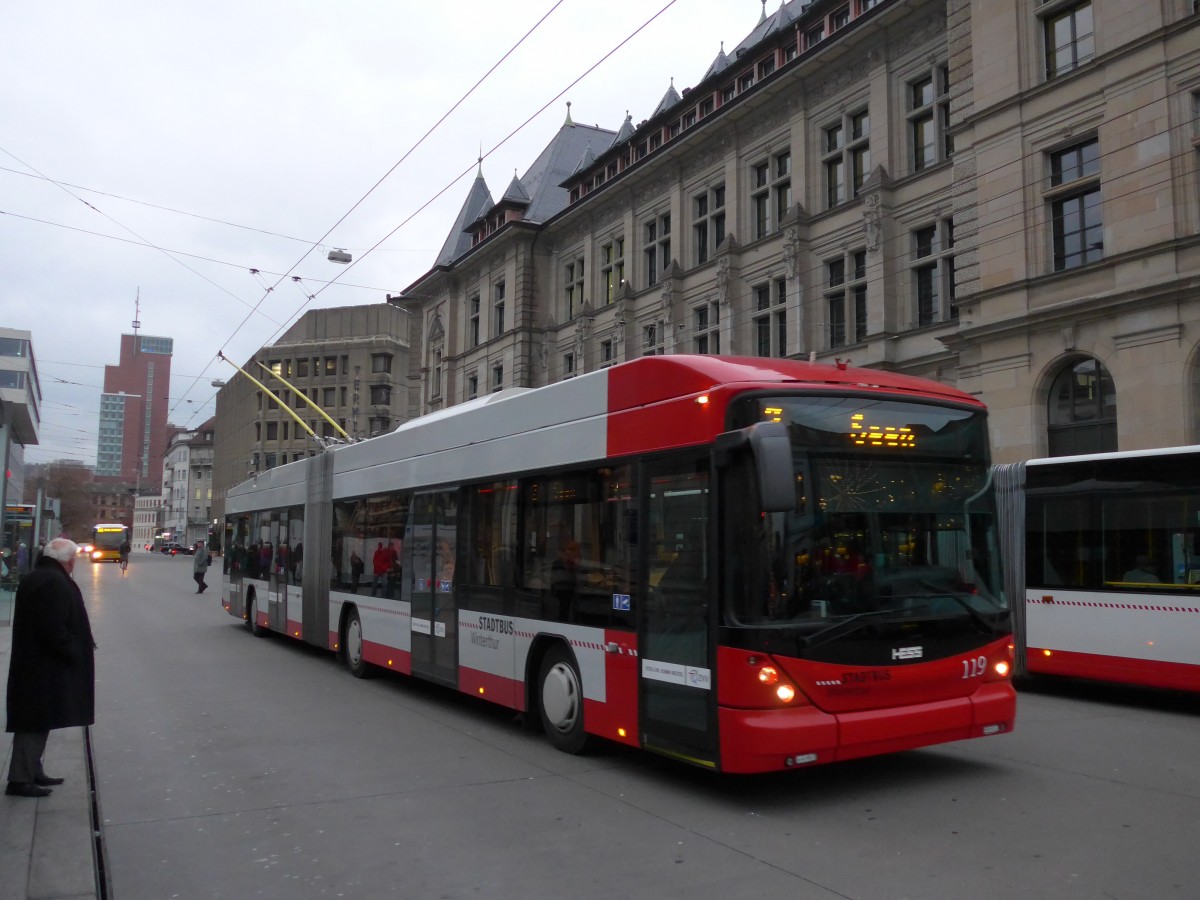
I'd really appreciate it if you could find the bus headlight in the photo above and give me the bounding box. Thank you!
[776,684,796,703]
[994,660,1010,678]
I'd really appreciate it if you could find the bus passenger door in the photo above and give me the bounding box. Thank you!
[268,518,288,633]
[638,461,717,768]
[406,490,459,687]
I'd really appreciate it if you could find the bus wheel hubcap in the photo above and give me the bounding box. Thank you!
[542,663,579,733]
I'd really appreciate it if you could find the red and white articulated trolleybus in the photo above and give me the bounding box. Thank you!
[223,355,1014,773]
[995,446,1200,693]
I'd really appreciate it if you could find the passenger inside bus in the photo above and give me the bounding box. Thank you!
[550,538,580,622]
[1123,555,1158,584]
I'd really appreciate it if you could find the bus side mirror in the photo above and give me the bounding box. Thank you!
[715,421,796,513]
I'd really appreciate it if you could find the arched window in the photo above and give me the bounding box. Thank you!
[1047,356,1116,456]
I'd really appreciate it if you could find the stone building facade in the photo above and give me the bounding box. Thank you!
[397,0,1200,464]
[211,303,412,527]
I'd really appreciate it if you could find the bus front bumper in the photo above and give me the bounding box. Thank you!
[717,682,1016,774]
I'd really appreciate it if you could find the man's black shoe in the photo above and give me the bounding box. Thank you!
[199,584,207,593]
[34,774,65,786]
[6,782,52,797]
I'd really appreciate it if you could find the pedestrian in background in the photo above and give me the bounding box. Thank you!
[193,541,212,594]
[5,537,94,798]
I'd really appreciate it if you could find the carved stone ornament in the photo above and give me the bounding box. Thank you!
[862,193,882,254]
[783,226,800,278]
[1062,323,1077,352]
[716,257,731,308]
[574,316,590,356]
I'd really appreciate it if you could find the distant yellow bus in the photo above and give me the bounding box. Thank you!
[90,523,129,563]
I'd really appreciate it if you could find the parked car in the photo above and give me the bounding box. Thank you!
[161,542,184,555]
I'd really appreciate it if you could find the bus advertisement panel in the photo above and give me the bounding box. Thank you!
[223,356,1015,773]
[996,447,1200,693]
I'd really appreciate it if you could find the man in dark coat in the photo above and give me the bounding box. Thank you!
[5,537,94,798]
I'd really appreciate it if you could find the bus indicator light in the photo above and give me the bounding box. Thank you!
[617,727,627,738]
[758,666,779,685]
[478,686,485,695]
[696,394,710,405]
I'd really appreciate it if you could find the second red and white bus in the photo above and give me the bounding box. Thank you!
[995,446,1200,693]
[223,355,1015,773]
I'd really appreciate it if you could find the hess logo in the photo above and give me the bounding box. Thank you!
[892,645,923,660]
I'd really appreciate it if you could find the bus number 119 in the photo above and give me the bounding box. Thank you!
[962,656,988,679]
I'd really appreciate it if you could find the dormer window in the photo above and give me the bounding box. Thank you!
[683,111,697,128]
[739,72,754,92]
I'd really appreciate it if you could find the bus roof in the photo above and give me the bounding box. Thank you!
[227,355,983,509]
[1025,445,1200,468]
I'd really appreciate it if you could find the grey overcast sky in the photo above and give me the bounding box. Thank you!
[1,0,767,466]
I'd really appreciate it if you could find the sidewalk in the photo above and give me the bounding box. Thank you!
[0,614,104,899]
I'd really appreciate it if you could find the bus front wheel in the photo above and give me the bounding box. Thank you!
[344,608,369,679]
[538,644,592,755]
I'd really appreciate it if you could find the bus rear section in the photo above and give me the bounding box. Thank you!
[90,524,128,563]
[996,449,1200,693]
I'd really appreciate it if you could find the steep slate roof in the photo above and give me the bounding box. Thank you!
[611,111,635,147]
[519,120,615,223]
[432,119,615,268]
[731,0,800,59]
[435,167,494,266]
[703,43,731,81]
[427,1,814,275]
[500,171,532,205]
[651,79,682,118]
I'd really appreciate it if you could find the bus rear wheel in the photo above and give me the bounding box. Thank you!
[344,608,369,679]
[538,644,592,755]
[247,592,265,637]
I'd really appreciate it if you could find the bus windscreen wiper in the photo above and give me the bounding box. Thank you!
[799,608,905,650]
[915,580,1004,634]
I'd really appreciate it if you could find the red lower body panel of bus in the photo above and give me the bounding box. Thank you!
[1026,647,1200,693]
